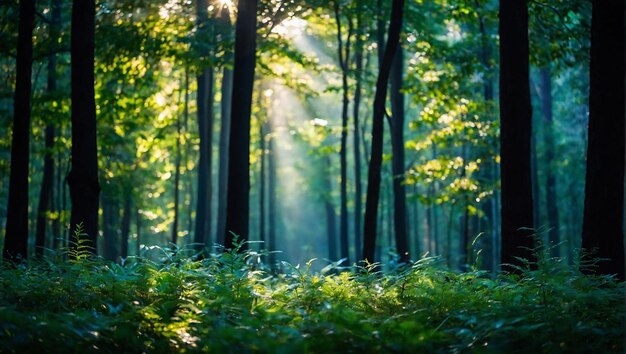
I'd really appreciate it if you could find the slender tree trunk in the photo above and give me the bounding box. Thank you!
[333,2,352,264]
[324,156,337,261]
[194,0,215,250]
[172,88,182,247]
[216,4,233,246]
[136,209,142,256]
[531,132,540,227]
[539,67,560,257]
[582,0,625,280]
[353,11,364,262]
[102,194,117,261]
[68,0,100,255]
[120,192,131,259]
[35,0,61,258]
[224,0,258,249]
[390,45,409,263]
[498,0,535,271]
[259,118,266,249]
[3,0,35,261]
[362,0,405,263]
[268,121,277,266]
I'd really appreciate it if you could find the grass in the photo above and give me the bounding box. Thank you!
[0,240,624,353]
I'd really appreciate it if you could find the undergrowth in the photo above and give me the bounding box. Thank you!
[0,240,624,353]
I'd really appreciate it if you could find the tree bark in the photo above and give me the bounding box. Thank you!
[582,0,625,280]
[194,0,215,250]
[333,2,352,264]
[68,0,100,255]
[224,0,258,249]
[352,10,364,263]
[120,192,131,259]
[268,121,277,267]
[3,0,35,261]
[172,83,182,247]
[324,156,337,261]
[499,0,535,271]
[390,45,409,263]
[216,4,233,246]
[362,0,405,263]
[35,0,61,258]
[540,67,560,257]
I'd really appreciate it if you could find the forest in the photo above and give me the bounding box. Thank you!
[0,0,624,352]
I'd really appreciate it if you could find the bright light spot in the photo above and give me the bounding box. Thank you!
[264,89,274,97]
[311,118,328,127]
[155,93,167,107]
[217,0,233,8]
[274,17,307,37]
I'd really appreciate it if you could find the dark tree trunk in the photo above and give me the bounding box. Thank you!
[172,88,182,247]
[333,2,352,264]
[120,192,131,259]
[102,194,117,261]
[353,11,364,262]
[135,209,142,255]
[194,0,215,250]
[267,123,277,267]
[68,0,100,255]
[498,0,535,271]
[582,0,625,280]
[324,156,337,261]
[362,0,405,263]
[389,45,409,263]
[3,0,35,261]
[216,4,233,246]
[224,0,258,249]
[540,67,560,257]
[35,0,61,258]
[259,118,266,249]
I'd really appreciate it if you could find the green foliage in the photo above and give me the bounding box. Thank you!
[0,247,623,353]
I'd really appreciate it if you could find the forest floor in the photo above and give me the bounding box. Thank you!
[0,243,624,353]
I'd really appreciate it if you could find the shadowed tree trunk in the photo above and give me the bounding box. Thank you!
[172,83,183,247]
[352,10,364,262]
[68,0,100,255]
[324,156,337,261]
[35,0,61,258]
[539,67,560,257]
[194,0,216,250]
[333,2,352,264]
[259,116,267,249]
[3,0,35,261]
[582,0,625,280]
[120,192,131,259]
[224,0,258,249]
[267,121,277,267]
[363,0,405,263]
[216,4,233,246]
[389,45,409,263]
[498,0,535,271]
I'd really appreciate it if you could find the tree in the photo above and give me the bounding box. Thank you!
[224,0,258,249]
[35,0,62,258]
[363,0,405,263]
[581,0,625,280]
[539,67,560,257]
[498,0,535,270]
[67,0,100,254]
[3,0,35,261]
[352,5,364,263]
[216,4,233,246]
[389,45,409,263]
[333,1,352,264]
[194,0,215,250]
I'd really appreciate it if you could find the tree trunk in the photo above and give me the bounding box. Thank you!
[582,0,625,280]
[172,86,182,247]
[268,122,277,267]
[120,192,131,259]
[35,0,61,258]
[224,0,258,249]
[324,156,337,261]
[539,67,560,257]
[498,0,535,271]
[353,10,364,262]
[333,2,352,264]
[259,117,266,249]
[136,209,142,256]
[102,194,117,261]
[390,45,409,263]
[194,0,215,250]
[362,0,405,263]
[68,0,100,255]
[3,0,35,261]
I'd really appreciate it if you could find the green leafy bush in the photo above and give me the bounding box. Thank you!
[0,243,623,353]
